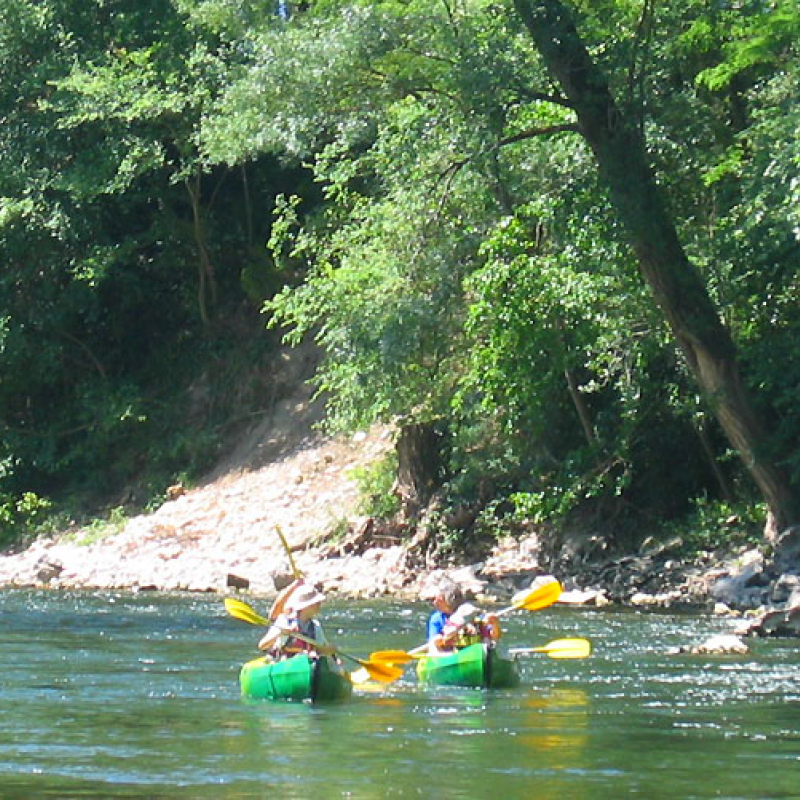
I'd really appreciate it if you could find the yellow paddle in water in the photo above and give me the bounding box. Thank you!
[223,597,402,685]
[508,638,593,659]
[369,637,591,662]
[368,579,564,666]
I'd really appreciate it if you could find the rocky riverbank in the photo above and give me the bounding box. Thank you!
[2,377,799,641]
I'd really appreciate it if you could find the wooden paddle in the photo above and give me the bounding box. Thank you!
[368,580,564,666]
[223,597,402,685]
[509,637,592,659]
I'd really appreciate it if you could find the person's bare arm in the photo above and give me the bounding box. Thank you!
[258,624,283,651]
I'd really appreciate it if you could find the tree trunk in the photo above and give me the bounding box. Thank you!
[394,422,445,520]
[185,175,217,326]
[565,366,595,447]
[555,318,596,446]
[694,416,734,503]
[241,164,254,247]
[513,0,798,536]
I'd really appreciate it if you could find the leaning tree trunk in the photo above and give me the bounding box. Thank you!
[394,422,445,520]
[185,175,218,326]
[513,0,799,537]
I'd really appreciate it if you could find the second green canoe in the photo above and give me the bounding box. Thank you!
[240,654,353,702]
[416,643,520,689]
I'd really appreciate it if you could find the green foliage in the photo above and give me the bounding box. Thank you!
[510,487,576,527]
[666,497,766,559]
[350,453,401,519]
[694,1,800,92]
[2,0,800,554]
[66,506,129,546]
[0,0,305,543]
[247,0,800,535]
[0,485,52,547]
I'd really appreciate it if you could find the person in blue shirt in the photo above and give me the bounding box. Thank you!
[426,580,500,654]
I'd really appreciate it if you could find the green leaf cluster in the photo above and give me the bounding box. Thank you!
[2,0,799,548]
[0,0,300,537]
[243,0,800,536]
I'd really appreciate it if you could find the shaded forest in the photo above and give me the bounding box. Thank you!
[2,0,799,554]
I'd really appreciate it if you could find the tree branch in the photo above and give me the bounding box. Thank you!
[497,122,579,147]
[438,122,579,183]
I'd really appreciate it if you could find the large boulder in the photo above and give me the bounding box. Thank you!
[671,634,749,655]
[740,604,800,637]
[772,526,800,573]
[710,550,769,609]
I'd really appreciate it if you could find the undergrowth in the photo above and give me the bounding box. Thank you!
[659,497,766,559]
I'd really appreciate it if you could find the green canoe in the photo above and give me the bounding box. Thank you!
[416,643,520,689]
[239,654,353,702]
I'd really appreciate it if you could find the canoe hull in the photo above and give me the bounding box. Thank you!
[416,643,520,689]
[240,654,353,702]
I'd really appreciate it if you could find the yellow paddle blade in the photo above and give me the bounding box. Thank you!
[367,649,415,666]
[224,597,269,626]
[537,638,592,659]
[512,580,563,612]
[510,638,592,659]
[350,661,404,685]
[357,660,405,685]
[349,668,382,687]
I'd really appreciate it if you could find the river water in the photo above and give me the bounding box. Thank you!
[1,589,799,798]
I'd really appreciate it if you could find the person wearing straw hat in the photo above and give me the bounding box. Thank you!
[258,584,336,660]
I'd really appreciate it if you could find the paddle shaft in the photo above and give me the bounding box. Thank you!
[406,606,505,657]
[279,628,403,682]
[379,581,563,660]
[276,628,365,668]
[275,524,302,581]
[412,588,552,654]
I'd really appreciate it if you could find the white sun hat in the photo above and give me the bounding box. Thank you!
[287,584,326,612]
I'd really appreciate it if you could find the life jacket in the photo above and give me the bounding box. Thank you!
[455,622,491,648]
[272,616,322,659]
[443,613,490,649]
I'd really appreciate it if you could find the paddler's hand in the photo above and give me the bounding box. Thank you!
[483,613,501,640]
[434,633,457,651]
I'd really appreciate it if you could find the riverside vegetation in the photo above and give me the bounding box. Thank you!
[2,1,800,637]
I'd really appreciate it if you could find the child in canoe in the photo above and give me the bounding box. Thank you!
[258,583,336,660]
[427,579,501,655]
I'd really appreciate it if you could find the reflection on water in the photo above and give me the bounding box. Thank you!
[2,590,800,798]
[517,687,589,762]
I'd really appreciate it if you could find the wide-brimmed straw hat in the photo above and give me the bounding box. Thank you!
[287,584,326,612]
